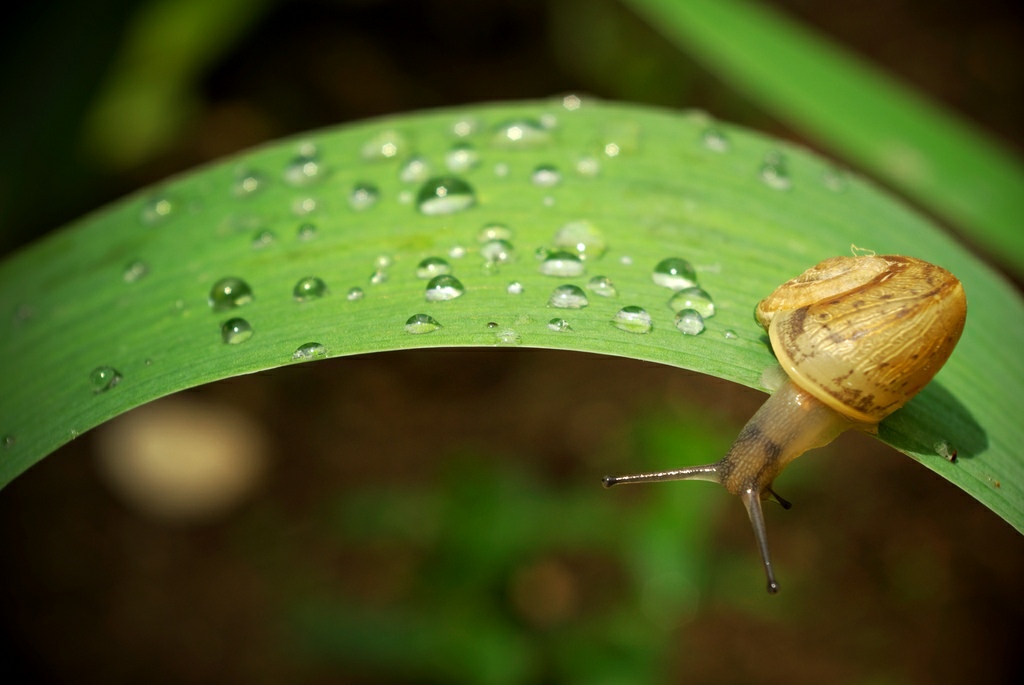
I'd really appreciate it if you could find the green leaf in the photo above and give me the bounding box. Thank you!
[623,0,1024,274]
[1,99,1021,534]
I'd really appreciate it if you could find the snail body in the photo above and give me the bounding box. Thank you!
[604,255,967,593]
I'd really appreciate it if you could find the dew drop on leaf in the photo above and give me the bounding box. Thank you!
[399,156,431,183]
[416,257,451,279]
[480,239,515,265]
[540,251,585,277]
[548,284,588,309]
[674,309,706,335]
[507,281,524,295]
[612,306,653,334]
[548,318,571,332]
[297,223,318,241]
[531,164,561,187]
[478,223,513,242]
[553,220,607,260]
[361,130,405,160]
[701,127,729,152]
[416,176,477,216]
[123,260,149,283]
[349,183,380,211]
[668,286,715,318]
[251,230,276,249]
[233,168,266,196]
[652,258,697,290]
[89,366,122,393]
[425,275,465,302]
[140,195,175,225]
[221,318,253,344]
[493,119,549,147]
[209,277,254,312]
[446,142,480,172]
[292,342,328,361]
[294,276,327,301]
[760,151,791,190]
[405,313,441,334]
[587,275,617,297]
[284,146,321,186]
[347,287,365,301]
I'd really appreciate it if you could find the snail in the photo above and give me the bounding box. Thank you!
[603,255,967,593]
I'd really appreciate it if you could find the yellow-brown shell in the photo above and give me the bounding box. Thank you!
[755,255,967,423]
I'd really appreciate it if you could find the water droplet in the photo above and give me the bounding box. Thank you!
[1,434,14,450]
[449,245,467,259]
[668,286,715,318]
[349,183,380,211]
[612,306,653,334]
[562,94,582,110]
[297,223,318,241]
[452,119,477,137]
[233,168,266,196]
[480,239,515,265]
[674,309,705,335]
[553,220,607,260]
[284,146,322,186]
[209,277,254,312]
[292,197,318,216]
[251,230,276,249]
[495,329,521,345]
[619,255,633,266]
[548,284,588,309]
[416,257,452,279]
[575,156,600,177]
[601,121,640,156]
[347,287,365,301]
[292,342,328,361]
[140,195,175,225]
[493,119,550,146]
[399,156,431,183]
[822,167,848,192]
[724,329,738,340]
[425,274,465,301]
[416,176,476,215]
[547,318,571,332]
[362,130,405,160]
[532,164,561,187]
[652,258,697,289]
[478,223,513,242]
[494,163,510,178]
[701,127,729,152]
[934,440,957,462]
[760,151,791,190]
[123,260,149,283]
[221,317,253,344]
[587,275,617,297]
[446,142,480,172]
[294,276,327,301]
[369,269,388,285]
[374,255,393,268]
[405,313,441,334]
[507,281,524,295]
[89,366,122,393]
[540,251,585,277]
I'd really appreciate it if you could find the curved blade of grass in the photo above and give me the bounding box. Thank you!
[0,99,1020,533]
[623,0,1024,275]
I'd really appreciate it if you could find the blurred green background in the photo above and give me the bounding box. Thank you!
[0,1,1021,683]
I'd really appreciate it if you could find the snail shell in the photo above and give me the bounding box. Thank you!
[756,255,967,423]
[604,255,967,593]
